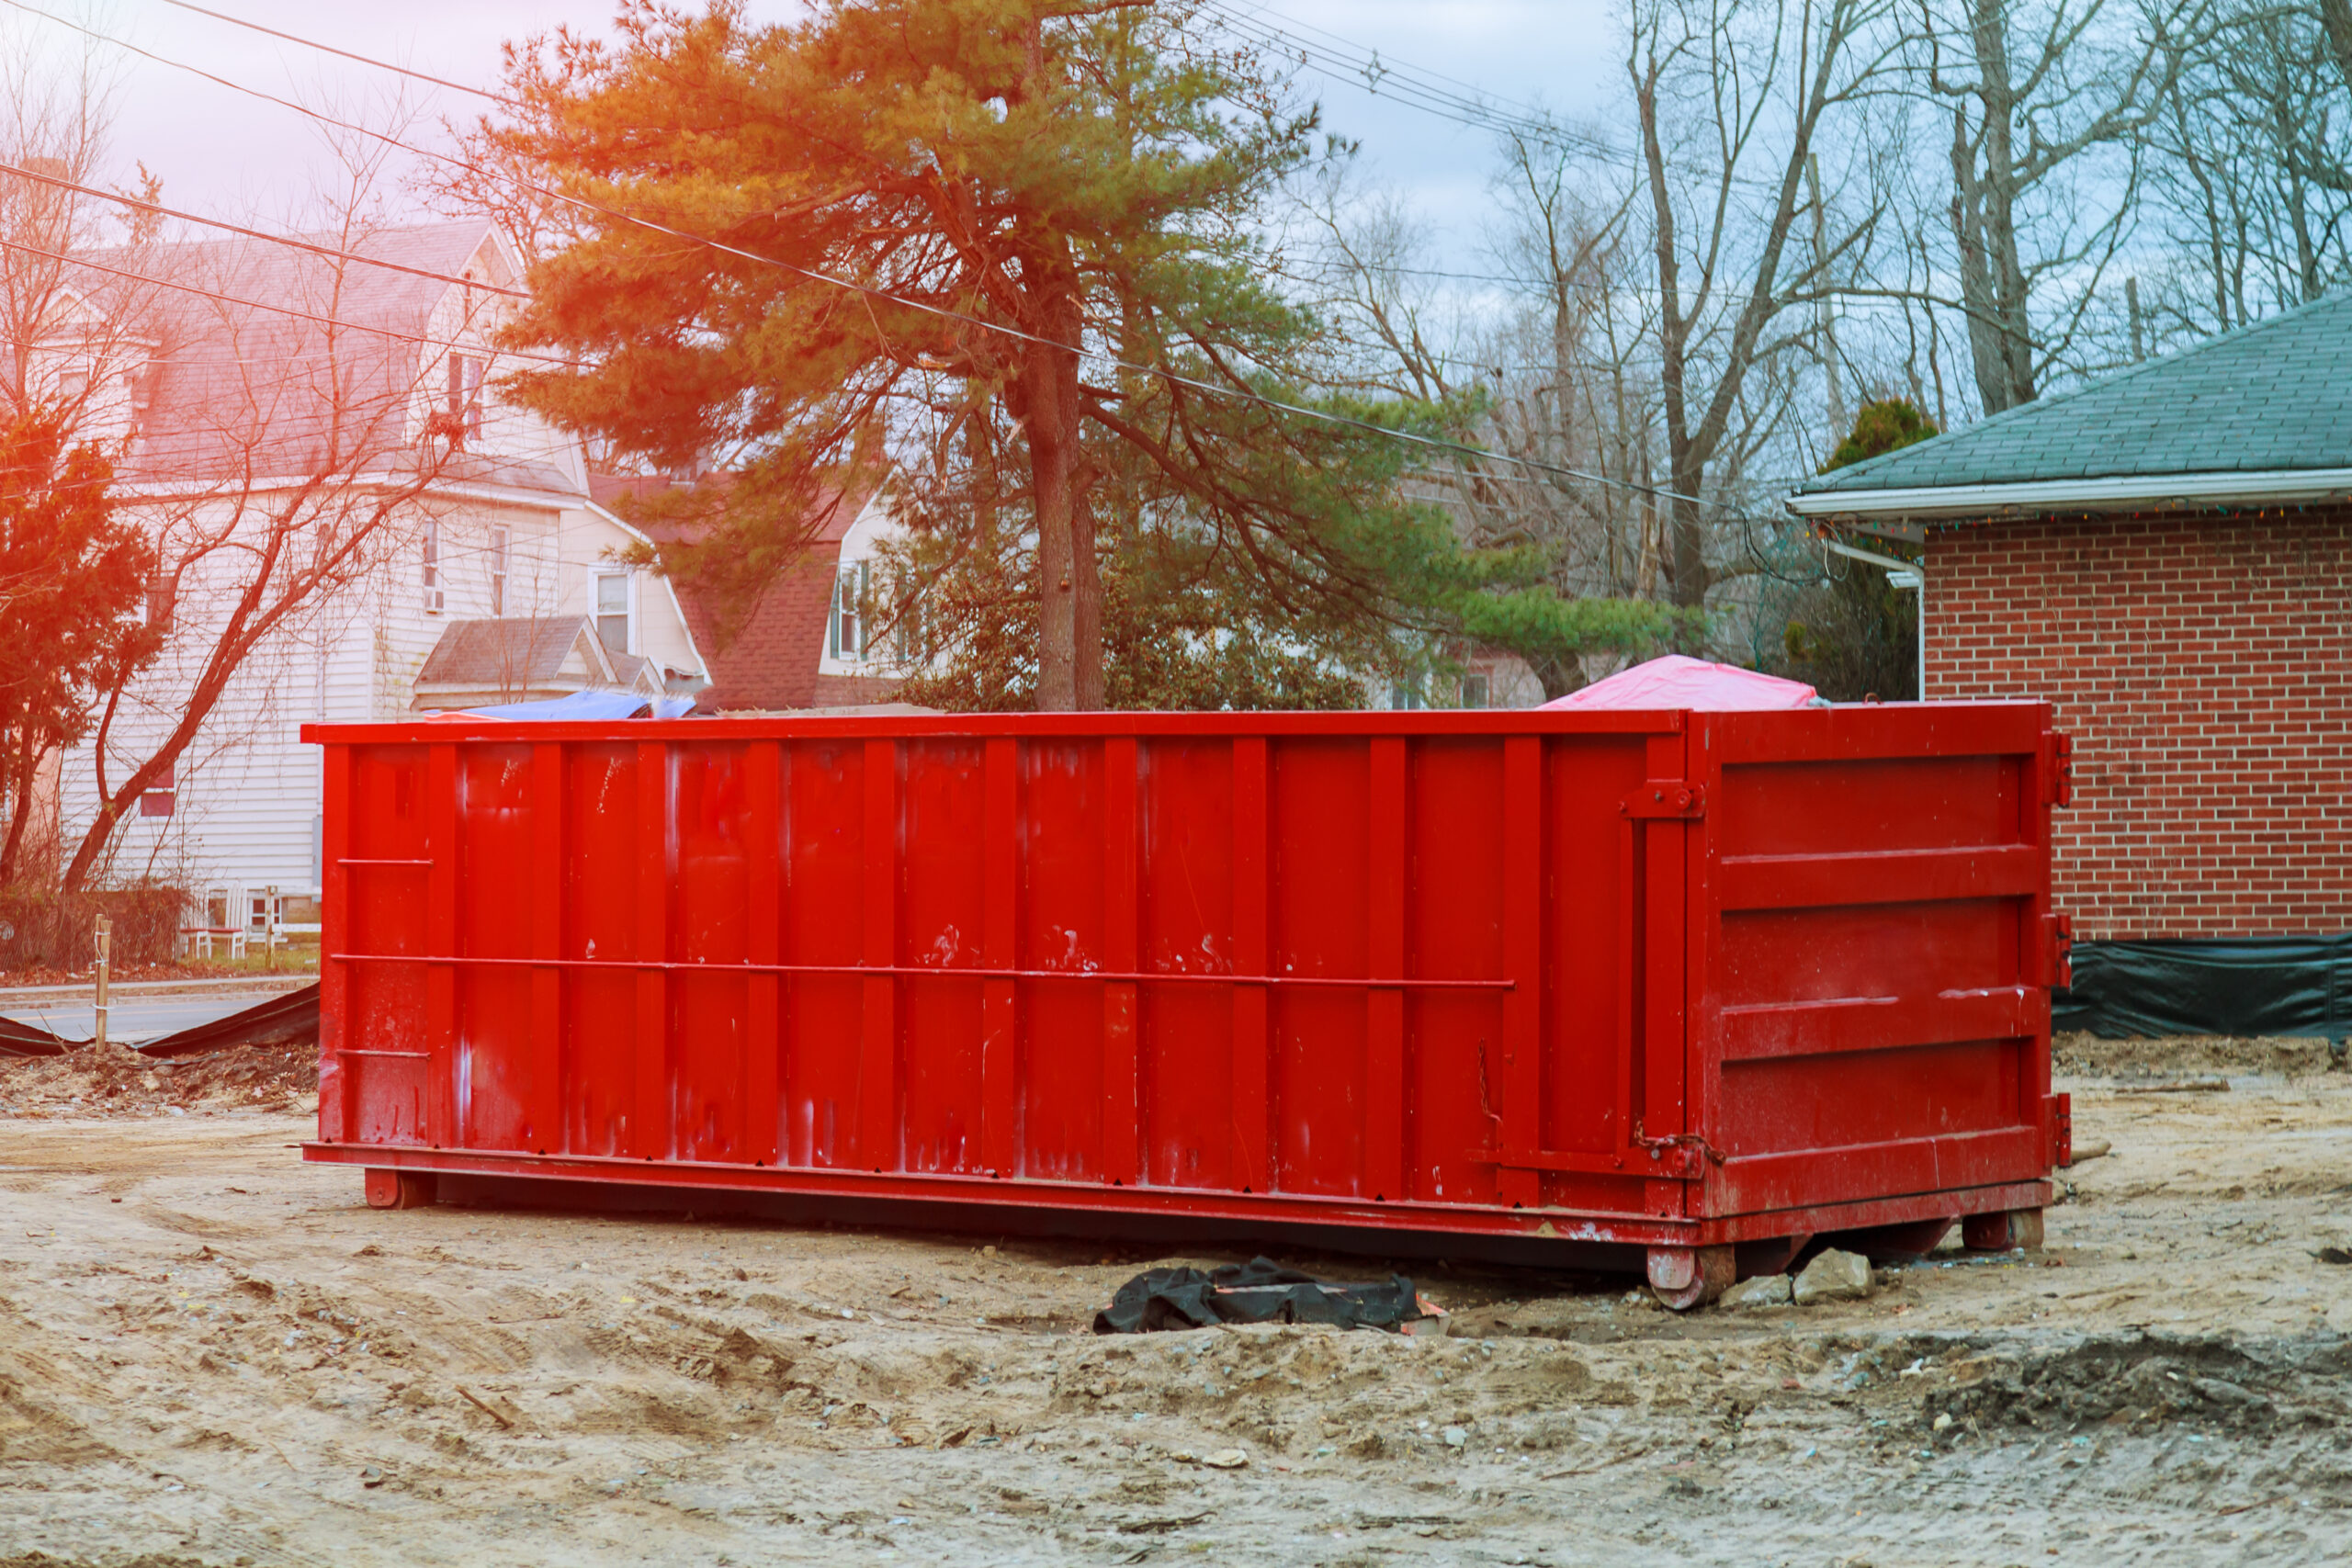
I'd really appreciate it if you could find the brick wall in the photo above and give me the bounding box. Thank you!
[1926,511,2352,939]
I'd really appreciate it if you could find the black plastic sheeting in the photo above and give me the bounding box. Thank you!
[2052,938,2352,1044]
[1093,1257,1432,1335]
[0,983,320,1060]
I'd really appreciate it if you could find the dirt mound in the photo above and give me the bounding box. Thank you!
[1927,1332,2352,1436]
[0,1041,316,1119]
[2053,1031,2341,1078]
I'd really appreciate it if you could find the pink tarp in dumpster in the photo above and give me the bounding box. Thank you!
[1541,653,1821,711]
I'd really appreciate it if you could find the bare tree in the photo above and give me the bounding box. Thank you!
[51,104,496,891]
[2138,2,2352,341]
[1631,0,1902,607]
[1912,0,2205,412]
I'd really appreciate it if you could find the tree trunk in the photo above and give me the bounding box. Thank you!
[2322,0,2352,97]
[0,736,34,887]
[1020,241,1100,712]
[1951,0,2038,414]
[1636,58,1709,615]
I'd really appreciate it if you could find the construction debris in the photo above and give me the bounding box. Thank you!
[1092,1257,1442,1335]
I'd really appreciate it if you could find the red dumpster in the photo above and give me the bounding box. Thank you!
[300,704,2070,1307]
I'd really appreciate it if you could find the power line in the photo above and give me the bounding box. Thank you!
[0,159,530,299]
[14,1,1712,502]
[1202,0,1618,160]
[0,233,575,367]
[1219,0,1566,127]
[12,0,1711,507]
[156,0,526,109]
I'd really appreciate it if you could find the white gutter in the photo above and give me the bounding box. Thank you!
[1786,467,2352,520]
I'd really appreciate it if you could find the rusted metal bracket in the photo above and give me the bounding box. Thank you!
[1619,782,1704,819]
[1632,1122,1726,1179]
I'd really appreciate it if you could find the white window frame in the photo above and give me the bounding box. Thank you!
[594,570,634,656]
[889,572,926,665]
[447,353,485,442]
[423,519,444,614]
[829,561,869,662]
[489,524,510,616]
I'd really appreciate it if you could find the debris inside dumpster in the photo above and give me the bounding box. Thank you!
[1091,1256,1445,1335]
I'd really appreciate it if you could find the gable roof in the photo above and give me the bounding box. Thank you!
[61,221,579,497]
[1790,292,2352,520]
[415,615,650,694]
[596,476,876,711]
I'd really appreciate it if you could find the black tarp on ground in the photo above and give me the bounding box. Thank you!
[0,983,320,1060]
[1093,1257,1430,1334]
[2052,938,2351,1045]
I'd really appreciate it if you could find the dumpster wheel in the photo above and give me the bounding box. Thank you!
[364,1169,437,1211]
[1646,1244,1735,1311]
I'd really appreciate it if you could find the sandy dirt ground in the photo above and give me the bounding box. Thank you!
[0,1039,2347,1567]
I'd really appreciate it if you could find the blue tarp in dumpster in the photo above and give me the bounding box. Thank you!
[461,691,697,721]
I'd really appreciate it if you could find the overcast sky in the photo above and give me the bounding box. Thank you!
[49,0,1621,279]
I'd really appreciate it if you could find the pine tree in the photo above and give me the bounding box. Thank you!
[464,0,1458,709]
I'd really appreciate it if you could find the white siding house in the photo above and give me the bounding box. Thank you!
[27,220,702,932]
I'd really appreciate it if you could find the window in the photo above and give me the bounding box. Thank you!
[247,892,279,937]
[1461,673,1489,709]
[423,520,443,613]
[594,571,631,654]
[56,367,87,402]
[829,562,869,661]
[140,577,175,633]
[489,525,510,616]
[1387,681,1424,711]
[890,577,926,664]
[139,761,175,818]
[447,355,484,442]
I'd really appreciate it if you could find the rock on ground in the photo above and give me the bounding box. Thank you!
[1792,1247,1873,1305]
[1719,1274,1793,1309]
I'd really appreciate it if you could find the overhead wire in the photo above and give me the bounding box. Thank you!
[9,0,1722,507]
[0,232,571,365]
[0,158,532,299]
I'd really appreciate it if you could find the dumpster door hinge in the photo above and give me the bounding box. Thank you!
[2041,731,2075,807]
[1620,782,1704,819]
[2030,911,2074,988]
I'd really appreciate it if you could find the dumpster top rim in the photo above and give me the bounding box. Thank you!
[301,700,2051,746]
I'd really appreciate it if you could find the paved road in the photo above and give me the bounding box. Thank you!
[0,992,290,1044]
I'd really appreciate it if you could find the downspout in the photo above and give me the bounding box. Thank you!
[1822,537,1926,701]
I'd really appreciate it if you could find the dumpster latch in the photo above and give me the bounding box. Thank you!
[1632,1122,1725,1177]
[1620,782,1704,819]
[2048,1091,2074,1168]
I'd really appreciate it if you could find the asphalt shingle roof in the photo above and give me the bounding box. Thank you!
[1796,291,2352,497]
[416,616,603,685]
[68,221,578,498]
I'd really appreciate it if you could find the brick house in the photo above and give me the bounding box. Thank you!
[589,474,911,710]
[1788,298,2351,1043]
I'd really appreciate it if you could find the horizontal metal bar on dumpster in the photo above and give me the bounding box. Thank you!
[326,951,1515,990]
[336,858,434,867]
